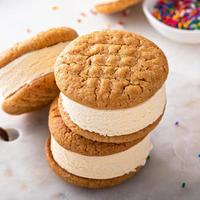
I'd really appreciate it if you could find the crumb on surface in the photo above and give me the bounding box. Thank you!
[77,19,82,23]
[80,12,87,17]
[26,28,31,33]
[90,9,97,15]
[51,5,59,11]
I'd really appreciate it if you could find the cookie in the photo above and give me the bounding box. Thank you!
[54,30,168,142]
[46,98,152,188]
[0,27,78,115]
[95,0,141,14]
[58,96,164,143]
[55,30,168,109]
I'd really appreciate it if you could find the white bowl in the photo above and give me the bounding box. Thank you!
[143,0,200,44]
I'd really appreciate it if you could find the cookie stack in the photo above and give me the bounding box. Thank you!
[46,30,168,188]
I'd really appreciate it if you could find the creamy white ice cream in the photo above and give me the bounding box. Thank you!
[0,42,69,99]
[61,86,166,136]
[51,135,152,179]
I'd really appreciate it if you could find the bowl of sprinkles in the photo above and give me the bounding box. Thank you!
[143,0,200,44]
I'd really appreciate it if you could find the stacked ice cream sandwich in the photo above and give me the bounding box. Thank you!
[46,30,168,188]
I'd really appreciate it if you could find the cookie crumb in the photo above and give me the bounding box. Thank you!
[117,21,125,26]
[26,28,31,33]
[77,19,82,23]
[90,9,97,15]
[51,5,59,11]
[80,12,87,17]
[121,9,130,17]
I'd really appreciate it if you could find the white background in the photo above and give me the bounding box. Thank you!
[0,0,200,200]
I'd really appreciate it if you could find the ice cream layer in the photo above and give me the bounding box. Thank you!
[0,42,68,99]
[61,86,166,136]
[51,135,152,179]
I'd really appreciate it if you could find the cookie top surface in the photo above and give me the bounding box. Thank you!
[0,27,78,68]
[49,98,140,156]
[55,30,168,109]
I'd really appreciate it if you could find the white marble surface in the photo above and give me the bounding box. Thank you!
[0,0,200,200]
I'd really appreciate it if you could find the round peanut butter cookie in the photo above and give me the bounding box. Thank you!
[55,30,168,110]
[0,27,78,115]
[49,98,142,156]
[95,0,141,14]
[46,138,141,189]
[58,96,164,143]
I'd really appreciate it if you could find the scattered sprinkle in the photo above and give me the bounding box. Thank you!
[26,28,31,33]
[77,19,82,23]
[152,0,200,30]
[104,22,112,29]
[122,9,130,17]
[147,155,151,160]
[80,12,87,17]
[175,121,179,126]
[51,5,59,11]
[90,9,97,15]
[181,182,186,188]
[117,21,125,26]
[198,153,200,158]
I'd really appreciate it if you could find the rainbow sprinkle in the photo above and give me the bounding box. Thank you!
[152,0,200,30]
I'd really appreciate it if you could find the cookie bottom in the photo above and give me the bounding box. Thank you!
[59,97,164,144]
[46,138,141,189]
[2,73,59,115]
[95,0,141,14]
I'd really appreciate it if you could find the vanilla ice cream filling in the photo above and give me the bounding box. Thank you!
[51,135,152,179]
[61,86,166,136]
[0,42,69,99]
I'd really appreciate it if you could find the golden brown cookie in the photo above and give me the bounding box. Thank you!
[58,96,164,143]
[46,138,141,189]
[0,27,78,115]
[95,0,141,14]
[55,30,168,110]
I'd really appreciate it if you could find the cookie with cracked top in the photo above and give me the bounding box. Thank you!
[55,30,168,110]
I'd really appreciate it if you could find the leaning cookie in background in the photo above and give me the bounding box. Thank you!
[94,0,141,14]
[0,27,78,115]
[46,98,152,188]
[54,30,168,144]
